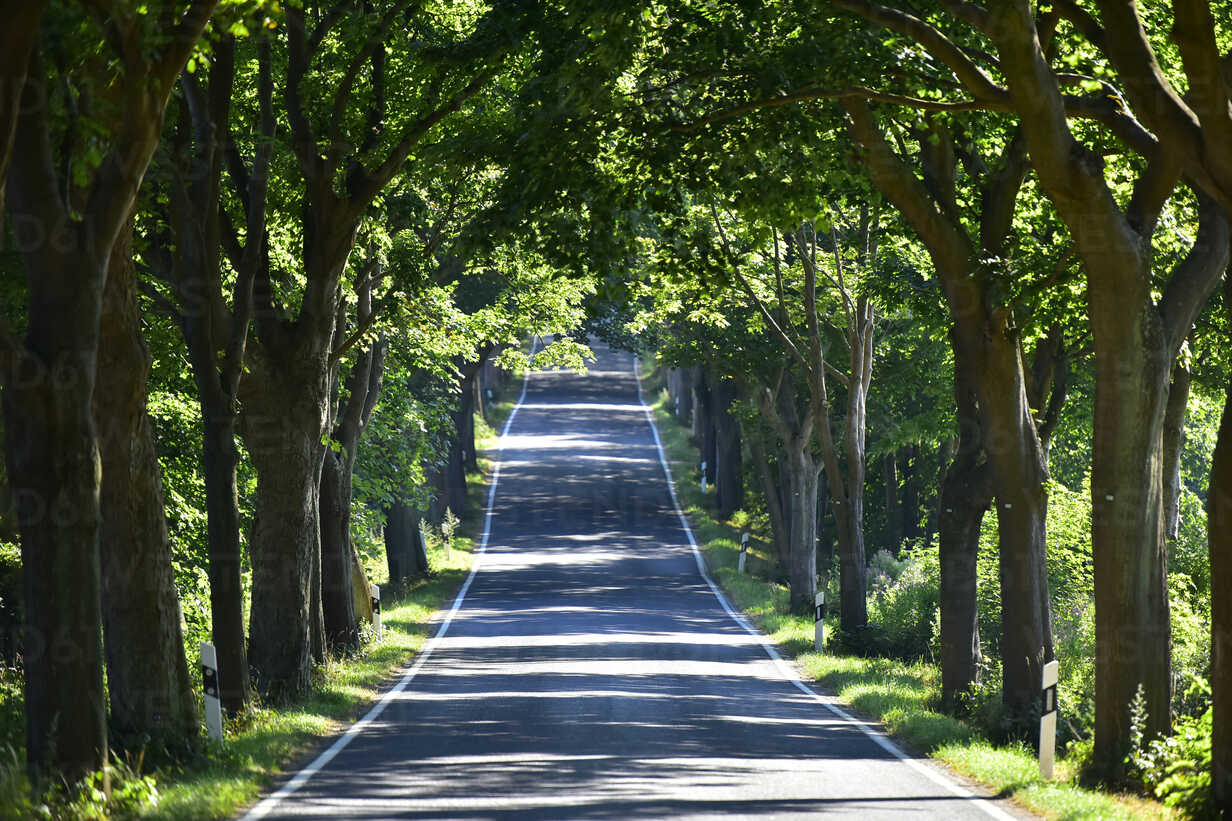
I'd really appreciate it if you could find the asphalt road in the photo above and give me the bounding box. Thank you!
[244,342,1028,820]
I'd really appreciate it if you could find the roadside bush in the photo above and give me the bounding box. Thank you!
[1051,592,1097,743]
[1127,682,1214,818]
[852,544,940,661]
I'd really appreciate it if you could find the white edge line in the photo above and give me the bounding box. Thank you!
[241,341,539,820]
[631,355,1018,821]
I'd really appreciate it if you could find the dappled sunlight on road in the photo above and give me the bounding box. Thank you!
[254,342,1024,821]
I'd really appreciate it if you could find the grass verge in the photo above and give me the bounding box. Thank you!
[639,363,1171,821]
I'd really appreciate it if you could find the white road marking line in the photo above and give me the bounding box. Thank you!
[631,354,1019,821]
[240,343,540,820]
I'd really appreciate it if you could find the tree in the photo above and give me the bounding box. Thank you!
[94,214,197,750]
[824,0,1226,771]
[981,0,1227,772]
[1212,276,1232,811]
[723,218,880,627]
[839,101,1064,717]
[142,27,275,716]
[2,0,217,778]
[238,2,506,699]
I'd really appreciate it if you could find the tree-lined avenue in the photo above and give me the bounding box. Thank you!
[244,343,1027,820]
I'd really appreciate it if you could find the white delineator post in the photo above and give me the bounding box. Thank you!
[1039,659,1059,779]
[700,460,707,493]
[738,532,749,574]
[814,592,825,652]
[370,583,383,640]
[200,641,223,741]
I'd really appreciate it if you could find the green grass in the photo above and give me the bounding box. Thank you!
[639,363,1173,821]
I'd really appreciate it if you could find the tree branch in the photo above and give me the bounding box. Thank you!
[349,65,498,209]
[1158,189,1231,351]
[730,265,811,375]
[325,1,417,173]
[834,0,1006,101]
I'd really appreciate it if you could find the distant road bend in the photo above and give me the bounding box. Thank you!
[244,342,1030,820]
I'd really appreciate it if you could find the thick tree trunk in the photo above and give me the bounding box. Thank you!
[6,285,109,780]
[713,377,743,518]
[1090,327,1174,765]
[1162,361,1190,543]
[816,471,835,578]
[425,463,446,526]
[309,511,325,664]
[240,349,330,701]
[320,331,384,650]
[444,433,466,518]
[94,219,196,747]
[691,367,712,458]
[952,316,1053,720]
[1211,356,1232,812]
[833,484,868,632]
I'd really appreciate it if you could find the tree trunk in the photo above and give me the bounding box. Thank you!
[319,452,358,649]
[240,348,330,701]
[94,218,196,748]
[1090,326,1174,764]
[987,443,1052,713]
[691,367,711,453]
[458,369,479,474]
[676,366,694,425]
[444,433,466,519]
[4,232,109,782]
[884,452,903,555]
[783,443,820,614]
[713,376,743,518]
[675,364,684,416]
[901,444,921,538]
[1162,360,1190,543]
[833,495,867,632]
[748,431,790,570]
[165,36,262,717]
[938,338,995,709]
[200,410,250,714]
[321,329,385,650]
[1211,344,1232,812]
[5,333,110,780]
[385,503,429,583]
[6,338,112,781]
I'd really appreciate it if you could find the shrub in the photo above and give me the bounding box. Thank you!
[855,544,941,661]
[1127,681,1214,817]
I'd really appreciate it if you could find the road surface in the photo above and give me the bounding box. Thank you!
[244,342,1028,820]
